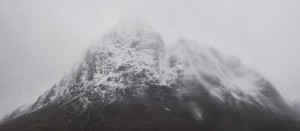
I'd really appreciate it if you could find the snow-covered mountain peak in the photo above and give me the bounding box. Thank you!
[160,39,281,104]
[1,20,292,129]
[101,17,164,53]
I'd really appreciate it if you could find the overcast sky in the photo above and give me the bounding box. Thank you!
[0,0,299,118]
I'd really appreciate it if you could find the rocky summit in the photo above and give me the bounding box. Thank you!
[0,18,299,131]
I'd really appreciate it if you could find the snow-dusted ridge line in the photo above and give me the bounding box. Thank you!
[1,18,284,124]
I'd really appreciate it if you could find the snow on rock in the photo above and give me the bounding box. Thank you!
[1,18,284,123]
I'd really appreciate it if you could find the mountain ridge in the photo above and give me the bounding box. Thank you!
[1,19,299,131]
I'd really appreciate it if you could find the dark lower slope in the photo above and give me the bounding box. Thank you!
[0,85,299,131]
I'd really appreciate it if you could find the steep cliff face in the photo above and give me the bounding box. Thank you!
[1,19,299,131]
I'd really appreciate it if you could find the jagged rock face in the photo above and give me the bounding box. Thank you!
[1,19,299,131]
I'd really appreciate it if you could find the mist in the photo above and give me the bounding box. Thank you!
[0,0,299,119]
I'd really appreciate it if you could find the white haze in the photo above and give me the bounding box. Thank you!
[0,0,299,118]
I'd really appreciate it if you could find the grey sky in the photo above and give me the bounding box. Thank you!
[0,0,299,118]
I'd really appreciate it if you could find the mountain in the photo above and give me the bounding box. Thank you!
[0,18,299,131]
[291,100,300,121]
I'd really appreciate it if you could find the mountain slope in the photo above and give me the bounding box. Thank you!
[0,19,299,131]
